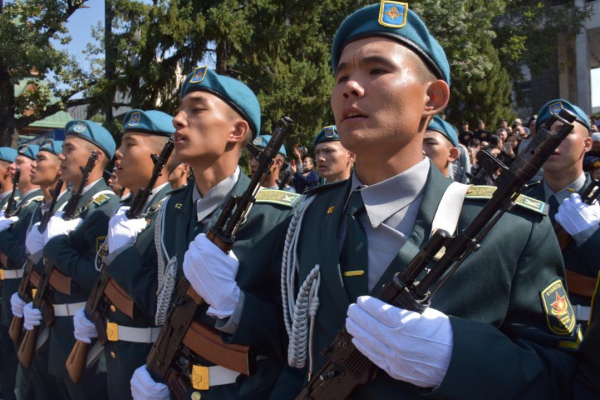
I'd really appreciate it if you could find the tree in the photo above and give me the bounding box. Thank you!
[0,0,91,146]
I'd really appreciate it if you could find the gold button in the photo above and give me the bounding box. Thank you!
[191,392,201,400]
[110,305,116,313]
[110,351,116,359]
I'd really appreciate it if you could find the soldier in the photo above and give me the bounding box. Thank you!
[167,161,191,189]
[423,116,459,178]
[71,109,176,400]
[250,134,296,192]
[0,147,19,211]
[22,120,119,399]
[524,99,599,328]
[314,125,355,183]
[129,66,300,399]
[266,2,576,398]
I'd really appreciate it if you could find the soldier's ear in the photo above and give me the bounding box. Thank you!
[229,119,251,144]
[423,80,450,117]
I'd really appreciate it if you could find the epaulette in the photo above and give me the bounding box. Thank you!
[304,179,347,197]
[14,195,43,214]
[93,194,110,206]
[465,185,548,216]
[255,189,301,208]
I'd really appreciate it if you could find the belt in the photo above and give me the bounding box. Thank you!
[574,304,591,321]
[190,365,240,390]
[106,322,161,344]
[0,269,23,280]
[53,302,85,317]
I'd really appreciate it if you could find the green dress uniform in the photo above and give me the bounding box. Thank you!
[0,189,18,211]
[156,170,299,400]
[273,162,580,399]
[42,178,119,399]
[100,182,173,400]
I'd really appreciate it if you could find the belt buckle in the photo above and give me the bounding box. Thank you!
[106,321,119,341]
[191,365,210,390]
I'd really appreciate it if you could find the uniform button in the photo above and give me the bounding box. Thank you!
[110,351,116,359]
[110,305,116,312]
[191,392,201,400]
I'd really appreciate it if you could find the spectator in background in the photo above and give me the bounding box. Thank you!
[423,116,460,178]
[459,121,474,146]
[474,119,490,141]
[528,115,537,136]
[486,135,503,157]
[503,135,519,167]
[496,128,508,145]
[291,155,318,193]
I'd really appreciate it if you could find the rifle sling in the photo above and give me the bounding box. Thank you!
[566,269,597,298]
[103,277,136,319]
[30,270,41,288]
[49,268,71,295]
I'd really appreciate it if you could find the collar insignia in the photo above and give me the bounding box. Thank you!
[379,1,408,28]
[190,66,208,84]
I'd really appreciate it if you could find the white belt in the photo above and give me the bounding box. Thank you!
[106,322,161,344]
[574,305,591,321]
[191,365,240,390]
[0,269,23,280]
[53,302,85,317]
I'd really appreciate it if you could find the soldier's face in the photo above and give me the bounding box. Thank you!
[115,131,163,193]
[315,141,353,181]
[31,152,61,186]
[59,136,97,184]
[0,161,11,186]
[423,130,456,176]
[172,91,240,164]
[331,37,434,157]
[13,155,35,186]
[544,123,592,173]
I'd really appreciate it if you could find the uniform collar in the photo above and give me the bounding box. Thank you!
[348,157,429,228]
[543,172,586,203]
[144,182,170,211]
[193,167,240,223]
[80,178,103,196]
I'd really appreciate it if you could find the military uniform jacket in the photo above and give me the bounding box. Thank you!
[276,164,578,399]
[0,189,18,211]
[158,173,298,399]
[0,188,43,326]
[524,175,600,307]
[42,179,119,379]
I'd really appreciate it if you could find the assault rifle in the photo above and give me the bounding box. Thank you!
[9,179,64,345]
[66,138,175,383]
[4,168,21,217]
[277,162,292,191]
[18,151,98,368]
[146,117,294,399]
[296,110,577,400]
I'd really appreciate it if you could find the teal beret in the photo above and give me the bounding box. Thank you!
[0,147,18,164]
[331,2,450,85]
[65,120,116,159]
[180,66,261,138]
[313,126,339,147]
[535,99,590,133]
[427,116,459,147]
[38,139,63,156]
[123,109,175,136]
[252,135,286,157]
[17,144,39,160]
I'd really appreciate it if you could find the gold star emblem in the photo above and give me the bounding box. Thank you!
[385,6,401,20]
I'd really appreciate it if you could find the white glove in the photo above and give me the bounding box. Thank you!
[25,223,45,256]
[23,302,42,331]
[10,293,26,318]
[44,212,82,244]
[346,296,453,389]
[183,234,240,319]
[107,207,148,254]
[555,193,600,236]
[131,365,170,400]
[73,308,98,344]
[0,216,18,232]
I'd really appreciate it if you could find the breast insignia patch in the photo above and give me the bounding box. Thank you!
[255,189,301,207]
[541,279,576,336]
[93,194,109,206]
[96,236,108,259]
[465,185,548,215]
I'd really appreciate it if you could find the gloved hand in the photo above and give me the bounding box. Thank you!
[107,207,148,253]
[183,234,240,319]
[0,216,18,232]
[346,296,453,389]
[23,302,42,331]
[555,193,600,236]
[131,365,170,400]
[73,308,98,344]
[10,293,26,318]
[25,222,45,256]
[44,212,82,245]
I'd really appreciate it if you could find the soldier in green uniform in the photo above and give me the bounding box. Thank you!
[0,147,19,211]
[267,2,578,398]
[71,109,176,400]
[0,144,42,400]
[130,66,300,400]
[250,135,296,192]
[22,120,119,399]
[423,116,460,178]
[313,126,355,184]
[523,99,599,327]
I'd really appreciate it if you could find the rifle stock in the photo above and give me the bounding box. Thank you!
[4,168,20,217]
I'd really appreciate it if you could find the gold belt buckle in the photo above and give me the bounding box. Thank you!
[191,365,210,390]
[106,321,119,341]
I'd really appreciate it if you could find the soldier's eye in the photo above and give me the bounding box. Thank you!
[371,68,386,75]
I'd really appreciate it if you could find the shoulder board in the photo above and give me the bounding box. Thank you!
[15,195,44,213]
[304,179,347,197]
[93,194,110,206]
[465,185,548,216]
[255,189,302,208]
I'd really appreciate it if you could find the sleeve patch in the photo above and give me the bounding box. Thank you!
[255,189,301,207]
[541,279,576,336]
[465,185,548,215]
